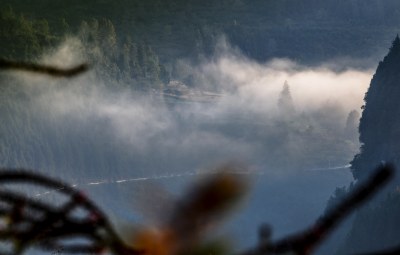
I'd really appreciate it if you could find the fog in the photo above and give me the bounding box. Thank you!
[3,37,373,249]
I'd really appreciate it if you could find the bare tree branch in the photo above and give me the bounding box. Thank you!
[0,169,140,255]
[239,164,394,255]
[355,245,400,255]
[0,165,396,255]
[0,59,88,77]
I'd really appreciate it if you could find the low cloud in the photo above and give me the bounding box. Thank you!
[8,37,373,177]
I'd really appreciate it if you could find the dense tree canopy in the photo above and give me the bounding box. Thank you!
[2,0,400,66]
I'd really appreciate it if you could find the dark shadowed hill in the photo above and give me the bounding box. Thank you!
[326,36,400,255]
[335,191,400,254]
[351,35,400,182]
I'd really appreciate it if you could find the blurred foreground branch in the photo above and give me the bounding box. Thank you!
[0,165,396,255]
[239,164,395,255]
[0,169,140,255]
[355,244,400,255]
[0,59,88,77]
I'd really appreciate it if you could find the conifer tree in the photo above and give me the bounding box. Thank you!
[278,80,295,115]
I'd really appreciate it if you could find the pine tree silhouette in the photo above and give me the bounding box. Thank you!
[278,80,295,115]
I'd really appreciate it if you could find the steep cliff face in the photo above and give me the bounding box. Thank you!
[351,35,400,181]
[327,40,400,254]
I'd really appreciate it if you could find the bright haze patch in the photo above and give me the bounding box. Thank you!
[28,51,371,175]
[3,37,372,249]
[171,40,372,173]
[180,39,371,114]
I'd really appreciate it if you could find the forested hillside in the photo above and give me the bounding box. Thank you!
[2,0,400,67]
[336,190,400,254]
[0,6,168,89]
[321,36,400,255]
[0,6,60,61]
[351,36,400,182]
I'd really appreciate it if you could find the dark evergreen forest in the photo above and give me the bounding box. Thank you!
[2,0,400,67]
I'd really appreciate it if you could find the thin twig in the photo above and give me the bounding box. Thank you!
[0,59,88,77]
[239,164,394,255]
